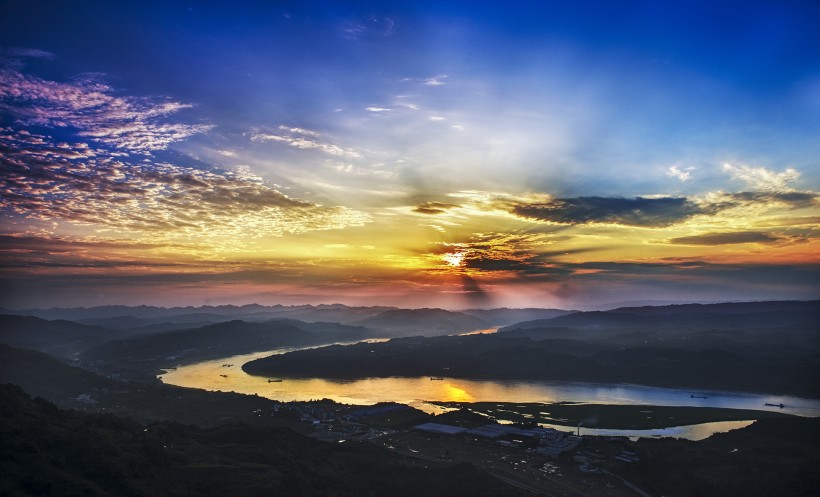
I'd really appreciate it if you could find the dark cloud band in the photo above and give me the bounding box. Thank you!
[512,196,706,227]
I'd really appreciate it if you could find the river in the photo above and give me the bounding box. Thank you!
[159,345,820,441]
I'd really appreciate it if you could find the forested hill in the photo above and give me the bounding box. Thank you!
[0,384,524,497]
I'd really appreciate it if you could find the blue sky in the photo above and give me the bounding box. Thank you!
[1,0,818,308]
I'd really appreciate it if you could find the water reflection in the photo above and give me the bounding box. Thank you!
[444,384,475,403]
[159,346,820,440]
[532,420,756,441]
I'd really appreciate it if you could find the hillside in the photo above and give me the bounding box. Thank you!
[0,343,298,425]
[0,384,524,497]
[79,319,374,379]
[0,314,124,359]
[499,302,820,340]
[609,300,820,315]
[610,417,820,496]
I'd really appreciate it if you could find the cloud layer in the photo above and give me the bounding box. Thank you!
[668,231,784,246]
[511,196,706,227]
[0,67,211,153]
[0,128,369,238]
[0,67,370,241]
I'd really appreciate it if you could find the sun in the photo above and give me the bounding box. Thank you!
[442,251,465,267]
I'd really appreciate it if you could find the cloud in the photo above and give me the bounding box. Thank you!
[342,16,395,39]
[250,128,360,158]
[0,67,211,153]
[0,232,190,271]
[365,107,392,112]
[277,125,320,137]
[723,163,801,192]
[429,116,446,121]
[0,128,370,239]
[721,191,817,209]
[426,232,578,277]
[425,188,818,229]
[511,196,707,227]
[1,48,55,59]
[424,75,447,86]
[667,231,785,246]
[666,165,692,182]
[413,201,460,215]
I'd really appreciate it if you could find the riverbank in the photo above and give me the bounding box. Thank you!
[429,401,797,430]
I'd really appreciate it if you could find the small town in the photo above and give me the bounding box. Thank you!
[272,401,651,497]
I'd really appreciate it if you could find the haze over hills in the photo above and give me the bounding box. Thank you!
[1,304,532,334]
[351,308,491,336]
[78,319,375,379]
[458,308,577,327]
[0,315,128,359]
[0,305,566,383]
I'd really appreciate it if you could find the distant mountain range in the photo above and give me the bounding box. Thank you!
[350,308,490,336]
[0,303,577,331]
[499,301,820,343]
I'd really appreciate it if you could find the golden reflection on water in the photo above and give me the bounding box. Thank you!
[443,384,475,403]
[458,327,499,336]
[541,420,756,442]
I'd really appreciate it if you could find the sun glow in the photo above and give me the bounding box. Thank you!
[442,251,465,267]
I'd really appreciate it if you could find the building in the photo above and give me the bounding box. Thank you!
[412,422,467,436]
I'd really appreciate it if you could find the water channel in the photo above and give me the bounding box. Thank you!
[159,345,820,441]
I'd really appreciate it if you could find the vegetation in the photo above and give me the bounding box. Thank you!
[0,384,525,497]
[431,401,797,430]
[603,417,820,496]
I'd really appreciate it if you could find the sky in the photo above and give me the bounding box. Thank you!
[0,0,818,309]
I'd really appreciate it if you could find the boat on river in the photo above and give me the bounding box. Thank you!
[268,379,283,383]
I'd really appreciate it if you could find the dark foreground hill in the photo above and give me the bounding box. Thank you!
[610,416,820,497]
[0,343,301,425]
[0,384,524,497]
